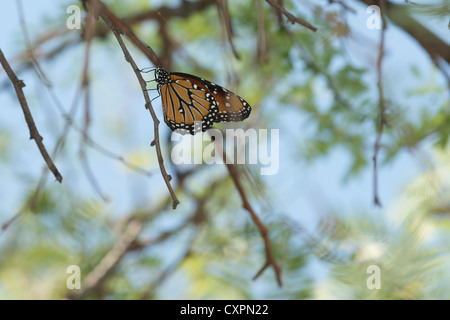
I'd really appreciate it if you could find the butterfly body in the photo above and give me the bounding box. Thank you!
[155,67,251,135]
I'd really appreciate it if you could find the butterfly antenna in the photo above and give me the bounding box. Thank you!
[146,45,163,68]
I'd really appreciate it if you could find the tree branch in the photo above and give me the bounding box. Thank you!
[216,0,241,60]
[358,0,450,65]
[265,0,317,32]
[83,0,161,67]
[372,1,387,207]
[0,48,62,183]
[218,140,282,286]
[83,0,180,208]
[79,0,110,202]
[112,33,179,208]
[256,0,270,63]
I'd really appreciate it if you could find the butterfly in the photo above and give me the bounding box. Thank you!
[153,67,251,135]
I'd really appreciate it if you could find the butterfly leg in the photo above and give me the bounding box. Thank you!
[150,93,160,103]
[140,67,157,73]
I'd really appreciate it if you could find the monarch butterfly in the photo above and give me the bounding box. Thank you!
[153,67,251,135]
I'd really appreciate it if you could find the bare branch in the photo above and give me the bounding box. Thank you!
[0,48,62,183]
[358,0,450,75]
[256,0,270,63]
[83,0,180,208]
[79,0,111,201]
[128,0,214,24]
[273,0,284,25]
[112,33,179,208]
[83,0,161,67]
[218,140,282,287]
[216,0,241,60]
[372,0,387,207]
[265,0,317,32]
[1,0,216,89]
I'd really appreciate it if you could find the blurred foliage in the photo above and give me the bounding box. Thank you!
[410,1,450,18]
[0,0,449,300]
[325,146,450,299]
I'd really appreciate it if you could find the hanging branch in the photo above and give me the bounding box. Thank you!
[256,0,270,63]
[83,0,160,66]
[372,0,387,207]
[112,30,179,209]
[1,0,215,92]
[216,0,241,60]
[0,48,62,183]
[226,163,282,286]
[84,0,280,284]
[79,0,110,201]
[217,140,282,286]
[265,0,317,32]
[83,0,180,209]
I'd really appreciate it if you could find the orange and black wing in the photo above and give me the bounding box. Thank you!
[157,69,251,135]
[173,73,252,124]
[159,73,218,134]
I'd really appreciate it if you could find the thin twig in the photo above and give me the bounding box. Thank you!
[0,48,62,183]
[1,0,215,91]
[84,0,161,66]
[256,0,270,63]
[79,1,110,201]
[82,0,179,208]
[216,0,240,60]
[274,0,284,25]
[16,0,52,87]
[359,0,450,65]
[101,21,178,208]
[265,0,317,32]
[2,1,149,232]
[112,31,179,208]
[372,0,387,207]
[0,86,83,234]
[217,140,282,286]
